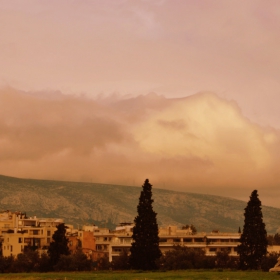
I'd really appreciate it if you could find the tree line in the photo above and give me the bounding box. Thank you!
[0,179,279,272]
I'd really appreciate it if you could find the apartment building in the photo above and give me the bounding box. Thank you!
[0,210,64,257]
[2,210,277,262]
[67,226,103,261]
[0,210,101,260]
[92,223,241,262]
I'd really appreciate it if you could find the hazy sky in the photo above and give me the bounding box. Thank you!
[1,1,280,207]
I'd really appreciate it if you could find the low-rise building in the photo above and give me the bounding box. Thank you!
[67,227,101,261]
[93,224,241,262]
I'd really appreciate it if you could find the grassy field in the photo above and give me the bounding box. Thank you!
[0,270,279,280]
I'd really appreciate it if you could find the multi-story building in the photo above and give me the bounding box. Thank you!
[0,210,100,260]
[0,210,64,257]
[92,223,241,262]
[2,210,278,262]
[67,226,102,261]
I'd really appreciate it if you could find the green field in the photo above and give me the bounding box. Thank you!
[0,270,279,280]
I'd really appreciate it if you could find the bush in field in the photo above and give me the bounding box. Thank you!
[261,252,280,272]
[72,249,92,271]
[54,255,72,271]
[37,253,51,272]
[159,246,208,270]
[267,233,280,246]
[11,250,40,272]
[54,249,91,271]
[97,256,110,270]
[215,249,238,269]
[0,255,14,273]
[112,250,131,270]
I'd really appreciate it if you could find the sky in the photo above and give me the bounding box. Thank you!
[0,0,280,207]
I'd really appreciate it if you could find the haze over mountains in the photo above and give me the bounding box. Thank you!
[0,88,280,207]
[0,175,279,234]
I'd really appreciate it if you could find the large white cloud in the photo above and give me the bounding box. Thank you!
[0,88,279,207]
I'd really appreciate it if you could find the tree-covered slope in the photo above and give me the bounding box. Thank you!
[0,175,279,233]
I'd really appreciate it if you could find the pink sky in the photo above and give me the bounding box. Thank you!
[0,1,280,206]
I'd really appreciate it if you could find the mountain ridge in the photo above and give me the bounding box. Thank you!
[0,174,279,234]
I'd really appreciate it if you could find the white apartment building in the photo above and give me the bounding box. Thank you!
[91,223,241,262]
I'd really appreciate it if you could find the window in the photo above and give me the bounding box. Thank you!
[209,248,216,252]
[113,248,122,252]
[194,238,204,242]
[47,238,51,243]
[47,231,51,236]
[173,238,180,242]
[18,237,22,243]
[183,238,192,243]
[10,246,13,252]
[159,238,167,242]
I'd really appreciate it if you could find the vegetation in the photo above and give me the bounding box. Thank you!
[158,246,213,269]
[0,270,280,280]
[48,223,70,269]
[267,233,280,245]
[130,179,161,270]
[261,252,280,272]
[1,240,279,273]
[237,190,268,270]
[112,250,130,270]
[182,224,197,234]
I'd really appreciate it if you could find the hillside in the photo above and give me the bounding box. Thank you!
[0,175,279,233]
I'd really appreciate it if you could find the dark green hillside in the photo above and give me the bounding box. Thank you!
[0,175,279,233]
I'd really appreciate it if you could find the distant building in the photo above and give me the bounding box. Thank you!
[93,223,241,262]
[0,210,64,257]
[67,225,104,261]
[1,210,279,262]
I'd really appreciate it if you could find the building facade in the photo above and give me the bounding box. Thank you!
[0,210,64,257]
[92,224,241,262]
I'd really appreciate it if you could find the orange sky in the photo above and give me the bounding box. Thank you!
[0,1,280,207]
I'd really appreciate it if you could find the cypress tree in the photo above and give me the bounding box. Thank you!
[48,223,70,269]
[237,190,268,270]
[130,179,161,270]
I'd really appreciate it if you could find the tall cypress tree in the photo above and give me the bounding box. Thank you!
[237,190,268,270]
[48,223,70,269]
[130,179,161,270]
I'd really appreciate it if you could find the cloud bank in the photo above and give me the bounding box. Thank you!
[0,87,279,207]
